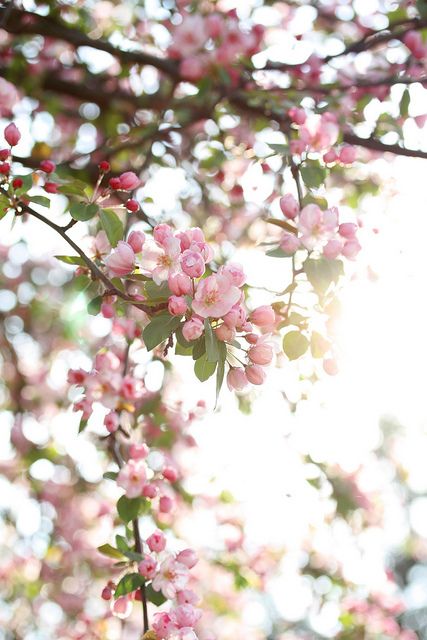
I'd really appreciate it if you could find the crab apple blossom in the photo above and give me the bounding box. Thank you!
[168,273,192,296]
[152,557,190,599]
[127,230,145,253]
[39,160,55,173]
[117,459,147,498]
[118,171,141,190]
[105,241,135,276]
[180,250,206,278]
[138,555,158,579]
[182,317,204,342]
[280,194,299,219]
[250,305,275,327]
[192,274,240,319]
[248,343,274,366]
[227,368,248,392]
[245,364,267,385]
[147,530,167,553]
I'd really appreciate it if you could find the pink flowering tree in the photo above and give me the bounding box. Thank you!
[0,0,426,638]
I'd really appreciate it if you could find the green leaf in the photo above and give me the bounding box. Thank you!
[98,544,125,560]
[145,584,167,606]
[400,88,410,118]
[0,194,11,219]
[192,336,206,360]
[304,257,344,295]
[204,319,219,362]
[267,143,290,156]
[70,201,99,221]
[55,255,86,266]
[116,535,130,553]
[87,295,103,316]
[103,471,118,481]
[117,496,142,523]
[283,331,310,360]
[300,161,327,189]
[142,312,181,351]
[57,180,89,197]
[28,195,50,208]
[416,0,427,18]
[310,331,330,358]
[78,417,88,433]
[194,353,217,382]
[114,572,145,598]
[100,208,124,247]
[215,341,227,406]
[144,280,172,302]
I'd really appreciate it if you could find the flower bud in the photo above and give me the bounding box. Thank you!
[4,123,20,146]
[168,295,188,316]
[40,160,55,173]
[245,364,266,385]
[248,343,273,366]
[180,250,205,278]
[227,367,248,391]
[250,305,275,327]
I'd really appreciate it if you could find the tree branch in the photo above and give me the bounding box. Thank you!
[0,7,179,78]
[343,133,427,160]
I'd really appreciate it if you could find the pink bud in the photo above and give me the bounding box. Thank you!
[342,239,361,260]
[323,239,342,260]
[227,368,248,391]
[280,232,300,254]
[323,357,338,376]
[143,483,158,499]
[112,596,132,619]
[163,466,178,483]
[248,343,273,366]
[129,443,149,459]
[182,317,204,342]
[279,194,299,219]
[127,230,145,253]
[159,495,173,513]
[138,555,157,579]
[4,123,20,146]
[168,272,192,296]
[119,171,141,191]
[105,241,135,277]
[338,223,357,239]
[180,250,205,278]
[218,263,246,287]
[244,333,259,344]
[147,529,166,553]
[245,364,267,385]
[339,145,357,164]
[126,198,139,212]
[44,182,58,194]
[101,586,112,601]
[250,305,275,327]
[153,223,173,245]
[176,548,198,569]
[215,323,235,342]
[288,106,307,125]
[323,148,337,163]
[101,303,115,318]
[40,160,55,173]
[168,295,188,316]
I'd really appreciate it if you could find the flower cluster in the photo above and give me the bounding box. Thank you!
[102,528,202,640]
[168,12,263,82]
[278,196,361,260]
[104,223,275,392]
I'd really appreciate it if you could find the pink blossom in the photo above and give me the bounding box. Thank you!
[170,15,208,57]
[205,13,223,38]
[227,368,248,391]
[168,295,188,316]
[298,205,338,250]
[323,148,337,163]
[323,238,343,259]
[280,232,300,254]
[218,262,246,287]
[154,223,174,246]
[147,529,167,553]
[248,343,273,366]
[339,222,358,238]
[153,612,178,639]
[105,241,135,277]
[182,317,204,342]
[140,236,181,285]
[129,443,149,459]
[121,375,144,401]
[323,357,338,376]
[223,305,246,329]
[174,604,202,628]
[342,239,361,260]
[93,230,110,257]
[192,274,240,319]
[180,250,205,278]
[104,411,119,433]
[250,305,275,327]
[119,171,141,190]
[180,57,206,81]
[215,323,235,342]
[177,590,199,605]
[300,113,339,151]
[288,106,307,125]
[117,459,147,498]
[152,557,190,599]
[127,230,145,253]
[176,549,198,569]
[138,555,157,579]
[280,194,299,219]
[111,595,132,619]
[169,273,192,296]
